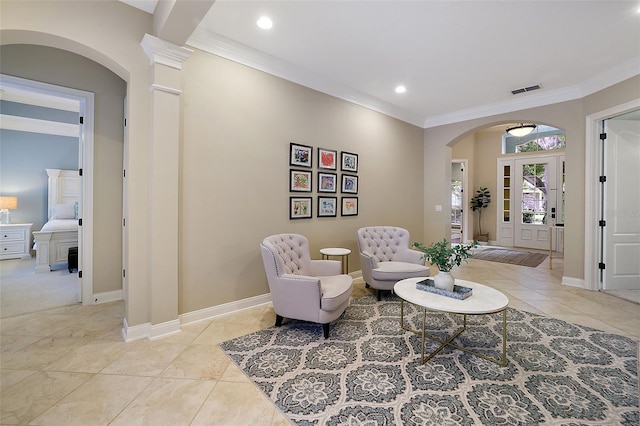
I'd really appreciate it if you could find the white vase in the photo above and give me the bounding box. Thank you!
[434,271,455,291]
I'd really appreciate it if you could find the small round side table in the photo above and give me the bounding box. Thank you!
[320,247,351,274]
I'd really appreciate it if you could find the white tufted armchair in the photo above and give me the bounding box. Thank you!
[357,226,431,300]
[260,233,353,338]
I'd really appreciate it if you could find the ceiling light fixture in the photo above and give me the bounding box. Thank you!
[506,123,537,137]
[256,16,273,30]
[395,85,406,94]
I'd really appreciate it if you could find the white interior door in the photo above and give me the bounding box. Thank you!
[603,118,640,290]
[513,156,556,250]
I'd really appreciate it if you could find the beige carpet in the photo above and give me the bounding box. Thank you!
[472,248,548,267]
[0,258,78,318]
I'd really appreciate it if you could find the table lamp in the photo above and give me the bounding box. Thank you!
[0,197,18,224]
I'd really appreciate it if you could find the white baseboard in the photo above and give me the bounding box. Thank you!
[92,289,122,305]
[149,319,181,340]
[122,317,150,342]
[562,276,585,289]
[179,293,272,326]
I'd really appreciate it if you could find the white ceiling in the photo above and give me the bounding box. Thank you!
[187,1,640,127]
[7,1,640,130]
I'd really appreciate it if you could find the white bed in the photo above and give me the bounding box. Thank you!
[33,169,79,272]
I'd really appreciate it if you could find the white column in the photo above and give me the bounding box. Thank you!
[141,34,192,338]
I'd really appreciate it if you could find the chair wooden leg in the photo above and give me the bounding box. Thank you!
[365,282,370,288]
[275,315,284,327]
[377,290,382,301]
[323,323,330,339]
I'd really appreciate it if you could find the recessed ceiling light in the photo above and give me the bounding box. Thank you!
[257,16,273,30]
[395,85,406,94]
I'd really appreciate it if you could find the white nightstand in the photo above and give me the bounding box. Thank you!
[0,223,33,260]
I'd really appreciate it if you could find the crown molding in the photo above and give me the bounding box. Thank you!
[423,86,584,129]
[141,34,194,70]
[423,59,640,129]
[187,28,424,127]
[577,56,640,98]
[186,29,639,130]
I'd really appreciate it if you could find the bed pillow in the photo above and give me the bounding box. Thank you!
[50,203,75,219]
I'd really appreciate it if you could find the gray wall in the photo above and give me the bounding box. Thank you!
[0,128,78,232]
[0,99,79,235]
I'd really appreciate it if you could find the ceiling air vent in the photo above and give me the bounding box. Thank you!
[511,84,541,95]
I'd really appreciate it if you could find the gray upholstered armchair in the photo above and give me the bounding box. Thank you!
[357,226,431,300]
[260,233,353,338]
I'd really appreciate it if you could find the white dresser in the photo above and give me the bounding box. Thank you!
[0,223,33,260]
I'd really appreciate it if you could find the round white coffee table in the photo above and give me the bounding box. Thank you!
[394,277,509,366]
[320,247,351,274]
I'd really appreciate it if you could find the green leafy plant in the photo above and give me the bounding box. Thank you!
[470,187,491,237]
[412,239,478,272]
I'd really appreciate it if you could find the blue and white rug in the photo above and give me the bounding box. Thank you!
[220,294,639,425]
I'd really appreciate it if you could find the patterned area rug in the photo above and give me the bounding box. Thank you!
[472,248,548,267]
[220,294,639,425]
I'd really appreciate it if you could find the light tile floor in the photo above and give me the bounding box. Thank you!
[1,256,639,425]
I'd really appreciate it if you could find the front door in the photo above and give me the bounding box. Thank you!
[603,117,640,289]
[513,156,557,250]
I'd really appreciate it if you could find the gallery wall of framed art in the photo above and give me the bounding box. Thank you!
[289,143,359,219]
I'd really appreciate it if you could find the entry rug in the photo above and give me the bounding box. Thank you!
[220,294,638,425]
[472,248,548,267]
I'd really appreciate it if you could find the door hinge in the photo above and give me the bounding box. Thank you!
[598,263,606,270]
[123,169,126,178]
[79,116,84,124]
[79,270,83,278]
[600,132,606,140]
[122,269,126,278]
[599,175,606,183]
[124,118,127,127]
[79,168,83,176]
[78,218,83,226]
[599,220,606,227]
[123,218,125,227]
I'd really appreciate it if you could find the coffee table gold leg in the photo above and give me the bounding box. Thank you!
[421,308,426,363]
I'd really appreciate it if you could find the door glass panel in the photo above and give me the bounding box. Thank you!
[521,162,548,225]
[502,165,511,223]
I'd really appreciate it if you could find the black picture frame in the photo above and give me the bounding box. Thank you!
[341,151,358,173]
[290,143,313,168]
[341,174,358,194]
[318,147,337,170]
[341,197,358,216]
[290,169,312,192]
[318,197,337,217]
[290,197,312,219]
[318,172,337,193]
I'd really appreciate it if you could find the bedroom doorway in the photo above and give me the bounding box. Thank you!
[0,74,94,306]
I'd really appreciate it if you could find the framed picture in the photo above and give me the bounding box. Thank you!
[290,169,312,192]
[341,174,358,193]
[341,151,358,172]
[318,197,337,217]
[318,148,337,170]
[341,197,358,216]
[290,143,313,168]
[290,197,312,219]
[318,172,337,193]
